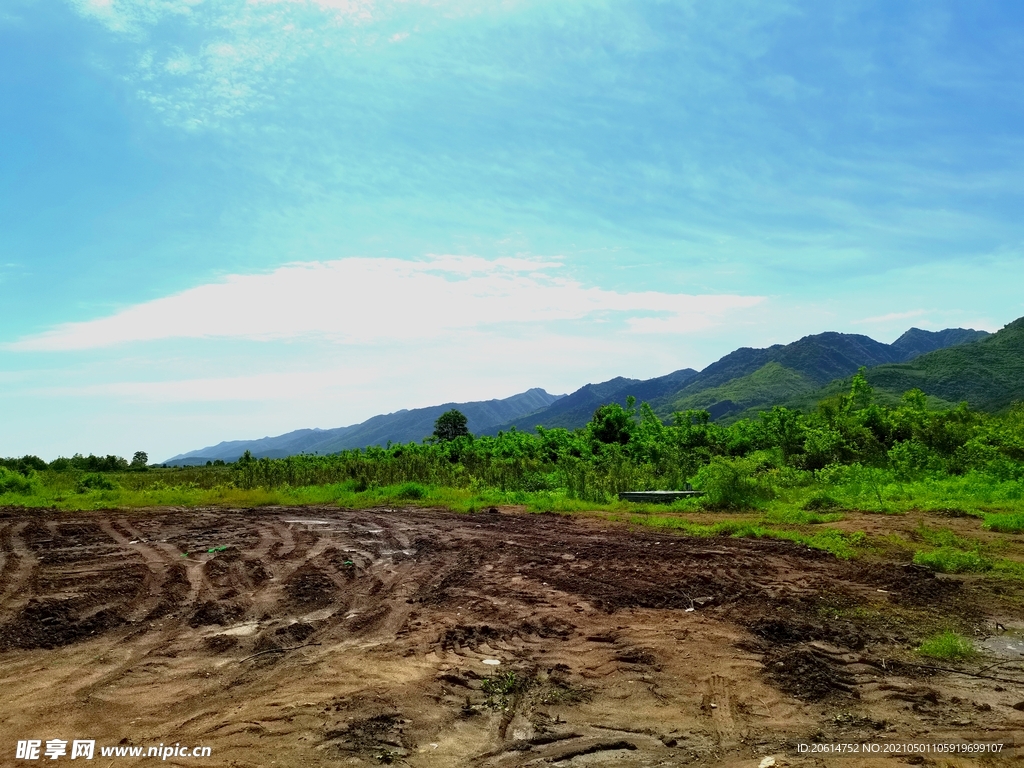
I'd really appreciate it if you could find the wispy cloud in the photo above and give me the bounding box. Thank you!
[9,256,763,351]
[64,0,552,128]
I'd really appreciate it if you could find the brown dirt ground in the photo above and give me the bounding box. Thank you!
[0,505,1023,767]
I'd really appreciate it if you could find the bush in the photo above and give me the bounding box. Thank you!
[802,493,842,511]
[917,630,976,661]
[394,482,427,500]
[77,473,118,492]
[695,457,770,510]
[0,467,36,495]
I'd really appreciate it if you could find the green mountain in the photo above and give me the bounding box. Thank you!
[165,321,1009,462]
[489,326,989,433]
[164,387,564,464]
[662,362,818,420]
[480,368,699,434]
[854,317,1024,412]
[648,327,990,421]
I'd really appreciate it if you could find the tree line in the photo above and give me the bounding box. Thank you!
[4,371,1023,507]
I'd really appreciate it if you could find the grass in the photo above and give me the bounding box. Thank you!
[912,548,992,573]
[480,671,529,711]
[915,525,979,551]
[762,507,844,525]
[917,630,977,661]
[984,511,1024,533]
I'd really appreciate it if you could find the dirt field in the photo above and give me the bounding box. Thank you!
[1,505,1023,767]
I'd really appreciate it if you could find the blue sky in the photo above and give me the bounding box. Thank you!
[2,0,1023,461]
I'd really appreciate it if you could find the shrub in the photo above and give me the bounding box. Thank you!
[0,467,36,495]
[394,482,427,500]
[803,493,842,511]
[695,457,770,510]
[917,630,976,661]
[77,473,118,492]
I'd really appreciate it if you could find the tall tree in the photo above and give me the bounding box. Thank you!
[433,409,470,441]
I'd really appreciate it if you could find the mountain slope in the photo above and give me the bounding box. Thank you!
[481,368,699,434]
[865,318,1024,411]
[165,388,563,464]
[667,362,819,420]
[488,327,989,433]
[646,327,989,422]
[164,323,999,464]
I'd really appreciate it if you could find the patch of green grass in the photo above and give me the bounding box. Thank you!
[913,547,992,573]
[762,507,843,525]
[983,511,1024,533]
[917,630,976,661]
[393,481,427,500]
[480,670,530,711]
[992,559,1024,579]
[915,525,976,551]
[802,493,843,512]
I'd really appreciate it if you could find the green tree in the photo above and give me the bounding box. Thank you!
[433,409,470,441]
[131,451,149,468]
[590,398,635,445]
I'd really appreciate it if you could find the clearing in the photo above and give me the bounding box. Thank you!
[1,505,1022,766]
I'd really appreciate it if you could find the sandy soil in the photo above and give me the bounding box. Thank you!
[1,505,1022,767]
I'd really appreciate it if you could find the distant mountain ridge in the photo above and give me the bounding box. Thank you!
[486,326,990,432]
[839,318,1024,413]
[165,323,998,464]
[478,368,699,434]
[164,388,563,465]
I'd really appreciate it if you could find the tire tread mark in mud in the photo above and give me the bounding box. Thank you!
[0,522,39,617]
[273,521,298,558]
[703,674,739,749]
[97,520,170,623]
[113,519,210,610]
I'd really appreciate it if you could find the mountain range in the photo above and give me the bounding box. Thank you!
[165,321,1019,464]
[165,388,563,465]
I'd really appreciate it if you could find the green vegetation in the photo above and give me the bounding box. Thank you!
[913,548,992,574]
[917,630,977,661]
[3,373,1024,578]
[984,511,1024,533]
[667,361,817,417]
[866,317,1024,413]
[432,409,470,442]
[480,670,529,711]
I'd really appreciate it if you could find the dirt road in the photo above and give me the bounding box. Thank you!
[0,505,1021,766]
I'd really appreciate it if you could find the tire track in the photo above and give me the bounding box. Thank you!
[0,522,39,617]
[97,520,170,623]
[120,519,214,608]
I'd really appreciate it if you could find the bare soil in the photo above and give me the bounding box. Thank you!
[0,505,1022,767]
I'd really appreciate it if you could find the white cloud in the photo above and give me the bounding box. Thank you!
[9,256,763,351]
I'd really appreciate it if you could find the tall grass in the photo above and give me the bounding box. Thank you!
[917,631,976,661]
